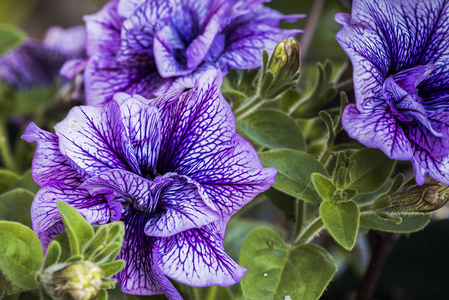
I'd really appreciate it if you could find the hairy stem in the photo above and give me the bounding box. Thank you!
[357,231,400,300]
[293,199,305,240]
[294,216,324,245]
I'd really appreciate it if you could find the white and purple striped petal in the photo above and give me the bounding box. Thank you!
[79,0,302,105]
[156,224,246,287]
[337,0,449,184]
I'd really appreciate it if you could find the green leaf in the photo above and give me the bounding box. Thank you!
[237,109,305,151]
[224,218,284,262]
[259,149,328,204]
[0,170,19,193]
[57,201,94,256]
[320,201,359,250]
[41,241,61,270]
[311,173,336,201]
[348,148,395,193]
[359,212,431,233]
[265,188,296,221]
[0,188,34,227]
[0,221,42,290]
[240,228,337,300]
[0,24,25,56]
[10,170,40,194]
[100,260,125,278]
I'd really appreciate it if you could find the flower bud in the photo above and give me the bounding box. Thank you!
[268,37,300,83]
[381,178,449,213]
[41,261,103,300]
[259,38,301,100]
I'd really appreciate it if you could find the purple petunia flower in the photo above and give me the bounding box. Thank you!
[63,0,303,106]
[0,26,86,90]
[23,69,276,298]
[336,0,449,185]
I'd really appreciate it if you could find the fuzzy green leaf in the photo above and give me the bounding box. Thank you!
[57,201,94,256]
[240,228,336,300]
[311,173,336,201]
[259,149,328,204]
[348,148,395,193]
[41,241,61,270]
[100,260,125,278]
[320,201,359,250]
[237,109,305,151]
[0,221,42,290]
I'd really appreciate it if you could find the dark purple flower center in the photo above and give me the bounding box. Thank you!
[382,64,443,137]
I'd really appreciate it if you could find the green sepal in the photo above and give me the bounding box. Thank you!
[311,173,336,201]
[319,111,335,148]
[320,201,359,250]
[65,254,84,263]
[57,201,94,256]
[84,226,109,258]
[41,241,62,270]
[99,260,125,278]
[90,242,121,264]
[359,212,430,233]
[96,289,108,300]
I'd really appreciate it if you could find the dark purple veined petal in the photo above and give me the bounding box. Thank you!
[218,6,302,70]
[117,0,172,63]
[411,142,449,185]
[408,122,449,158]
[54,101,140,177]
[22,122,83,187]
[83,0,121,56]
[156,223,246,287]
[145,172,219,237]
[154,69,276,217]
[82,169,219,237]
[83,54,168,105]
[31,184,110,250]
[114,94,162,177]
[342,102,412,160]
[117,212,182,299]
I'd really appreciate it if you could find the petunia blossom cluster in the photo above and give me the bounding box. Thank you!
[63,0,303,105]
[23,70,276,298]
[336,0,449,185]
[0,26,85,90]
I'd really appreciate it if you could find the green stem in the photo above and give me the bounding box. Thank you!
[294,217,324,245]
[0,119,17,172]
[319,148,331,165]
[293,199,305,240]
[234,95,263,119]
